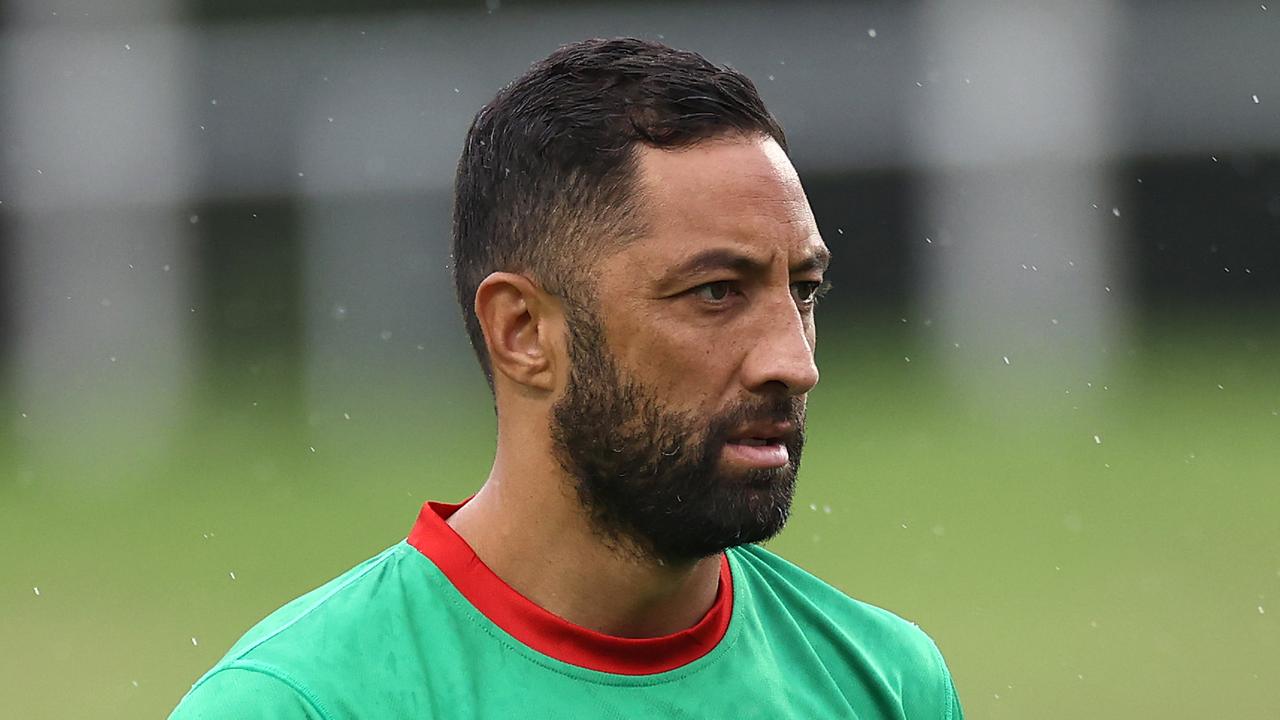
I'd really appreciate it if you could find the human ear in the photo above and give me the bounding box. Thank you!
[474,272,560,392]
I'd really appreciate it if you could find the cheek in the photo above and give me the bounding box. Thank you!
[652,334,746,404]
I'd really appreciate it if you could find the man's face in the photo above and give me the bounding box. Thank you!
[551,135,828,564]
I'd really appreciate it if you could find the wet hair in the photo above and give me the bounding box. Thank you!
[451,37,787,387]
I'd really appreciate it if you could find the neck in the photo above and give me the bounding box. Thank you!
[446,440,722,638]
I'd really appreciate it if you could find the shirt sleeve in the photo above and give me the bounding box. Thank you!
[169,665,330,720]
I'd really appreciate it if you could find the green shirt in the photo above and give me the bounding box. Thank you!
[171,502,962,719]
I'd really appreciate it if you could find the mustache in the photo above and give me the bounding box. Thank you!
[707,395,806,442]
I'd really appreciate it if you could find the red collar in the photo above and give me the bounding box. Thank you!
[406,501,733,675]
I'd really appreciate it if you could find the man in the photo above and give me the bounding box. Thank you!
[171,38,963,719]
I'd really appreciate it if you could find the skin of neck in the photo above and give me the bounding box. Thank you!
[446,387,722,639]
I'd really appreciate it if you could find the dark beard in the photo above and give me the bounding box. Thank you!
[550,309,805,565]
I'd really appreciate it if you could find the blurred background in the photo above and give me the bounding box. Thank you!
[1,1,1277,717]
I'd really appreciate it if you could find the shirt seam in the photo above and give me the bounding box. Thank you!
[190,663,335,720]
[227,544,406,663]
[927,635,954,720]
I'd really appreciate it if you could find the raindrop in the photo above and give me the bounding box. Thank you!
[33,587,40,596]
[210,99,218,105]
[343,412,351,420]
[162,264,171,272]
[308,446,316,453]
[188,214,200,224]
[124,44,131,50]
[191,637,199,646]
[1259,606,1266,615]
[131,680,139,688]
[229,571,237,580]
[1002,356,1011,365]
[1093,435,1102,445]
[867,28,877,38]
[1252,94,1260,104]
[1111,207,1121,217]
[822,505,832,514]
[380,330,393,341]
[809,503,817,511]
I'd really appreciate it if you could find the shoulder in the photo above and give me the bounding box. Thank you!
[220,543,421,655]
[173,543,438,719]
[728,544,962,719]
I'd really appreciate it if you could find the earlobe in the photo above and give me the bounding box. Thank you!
[474,272,560,392]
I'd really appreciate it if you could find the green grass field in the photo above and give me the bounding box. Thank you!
[2,314,1277,718]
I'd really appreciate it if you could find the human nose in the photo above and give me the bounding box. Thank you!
[740,293,819,396]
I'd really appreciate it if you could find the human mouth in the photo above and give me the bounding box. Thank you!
[723,438,789,468]
[722,423,794,469]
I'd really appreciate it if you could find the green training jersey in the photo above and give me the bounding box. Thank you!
[170,501,962,719]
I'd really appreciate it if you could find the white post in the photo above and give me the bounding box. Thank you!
[2,10,196,484]
[910,1,1129,408]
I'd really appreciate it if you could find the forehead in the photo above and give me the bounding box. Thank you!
[618,135,826,278]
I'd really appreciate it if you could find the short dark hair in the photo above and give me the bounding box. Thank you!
[451,37,788,387]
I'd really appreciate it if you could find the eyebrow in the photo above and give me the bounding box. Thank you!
[792,247,832,274]
[656,245,831,288]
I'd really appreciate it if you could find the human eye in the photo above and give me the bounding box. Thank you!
[792,280,831,307]
[691,280,737,303]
